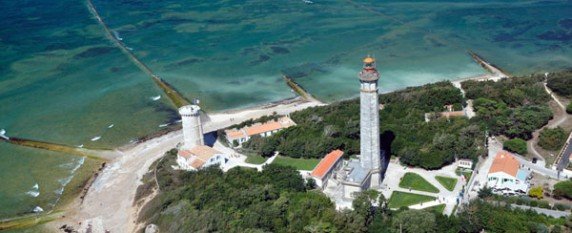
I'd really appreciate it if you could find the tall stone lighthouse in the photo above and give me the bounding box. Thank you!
[179,105,204,149]
[358,56,381,188]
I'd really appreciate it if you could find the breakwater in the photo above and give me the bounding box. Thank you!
[86,0,190,108]
[1,137,118,160]
[283,75,321,103]
[468,51,509,77]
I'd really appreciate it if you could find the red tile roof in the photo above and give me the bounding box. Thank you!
[311,150,344,179]
[489,151,520,177]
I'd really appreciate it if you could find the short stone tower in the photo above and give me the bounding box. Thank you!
[358,56,381,188]
[179,105,204,149]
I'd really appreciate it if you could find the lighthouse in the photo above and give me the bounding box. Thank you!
[179,105,204,149]
[358,56,381,188]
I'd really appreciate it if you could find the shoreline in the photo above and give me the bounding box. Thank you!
[43,71,496,232]
[43,98,323,232]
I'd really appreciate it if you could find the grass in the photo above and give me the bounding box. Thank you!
[435,176,458,191]
[399,172,439,193]
[388,191,437,209]
[272,156,320,171]
[423,204,446,214]
[245,154,268,164]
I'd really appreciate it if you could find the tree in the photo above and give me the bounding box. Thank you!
[305,178,317,190]
[567,102,572,114]
[553,180,572,199]
[503,138,528,155]
[478,186,493,198]
[392,210,436,233]
[529,186,544,199]
[538,127,567,151]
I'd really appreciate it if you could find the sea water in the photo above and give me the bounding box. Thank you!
[0,0,571,219]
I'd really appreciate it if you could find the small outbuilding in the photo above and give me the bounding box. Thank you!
[310,150,344,189]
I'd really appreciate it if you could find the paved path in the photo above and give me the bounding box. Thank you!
[381,160,465,215]
[510,204,570,218]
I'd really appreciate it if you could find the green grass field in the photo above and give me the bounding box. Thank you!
[272,156,320,170]
[424,204,446,214]
[245,154,268,164]
[399,172,439,193]
[435,176,458,191]
[388,191,437,209]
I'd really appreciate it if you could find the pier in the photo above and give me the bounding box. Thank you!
[86,0,190,108]
[468,51,509,78]
[283,75,322,103]
[2,136,120,160]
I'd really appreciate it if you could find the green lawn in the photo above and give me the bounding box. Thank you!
[424,204,446,214]
[399,172,439,193]
[388,191,437,209]
[435,176,458,191]
[245,154,268,164]
[272,156,320,171]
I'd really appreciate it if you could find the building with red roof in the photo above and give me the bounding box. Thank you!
[310,150,344,189]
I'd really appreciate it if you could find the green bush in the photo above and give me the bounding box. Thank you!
[554,180,572,199]
[546,71,572,97]
[567,102,572,114]
[554,203,570,211]
[538,200,551,209]
[538,127,567,151]
[530,200,539,207]
[503,138,528,155]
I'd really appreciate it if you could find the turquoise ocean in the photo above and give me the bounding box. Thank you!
[1,0,571,220]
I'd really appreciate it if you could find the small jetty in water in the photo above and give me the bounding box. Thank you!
[0,129,8,141]
[283,75,322,103]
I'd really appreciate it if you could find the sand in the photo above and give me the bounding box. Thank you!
[47,98,322,233]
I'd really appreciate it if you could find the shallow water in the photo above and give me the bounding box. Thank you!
[1,0,571,219]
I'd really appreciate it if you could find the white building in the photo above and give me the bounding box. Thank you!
[458,159,473,170]
[177,145,228,171]
[179,105,203,149]
[310,150,344,189]
[225,116,296,146]
[487,151,530,195]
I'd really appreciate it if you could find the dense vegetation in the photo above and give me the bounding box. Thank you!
[503,138,528,155]
[554,180,572,200]
[547,70,572,97]
[538,127,567,151]
[243,82,484,169]
[462,75,552,140]
[138,152,569,232]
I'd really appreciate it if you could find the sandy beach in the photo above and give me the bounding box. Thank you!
[46,98,322,233]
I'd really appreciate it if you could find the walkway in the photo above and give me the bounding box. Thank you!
[510,204,570,218]
[381,160,466,215]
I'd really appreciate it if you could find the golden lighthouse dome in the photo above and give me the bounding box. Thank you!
[363,56,375,64]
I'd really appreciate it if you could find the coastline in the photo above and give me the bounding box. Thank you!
[43,98,323,232]
[43,70,494,232]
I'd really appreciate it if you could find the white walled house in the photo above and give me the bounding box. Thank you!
[225,116,296,146]
[310,150,344,189]
[177,145,229,171]
[487,151,530,195]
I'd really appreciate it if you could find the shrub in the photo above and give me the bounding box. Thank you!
[529,186,544,199]
[538,127,567,151]
[503,138,528,155]
[538,200,550,209]
[530,200,539,207]
[546,71,572,97]
[554,203,570,211]
[567,102,572,114]
[554,180,572,199]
